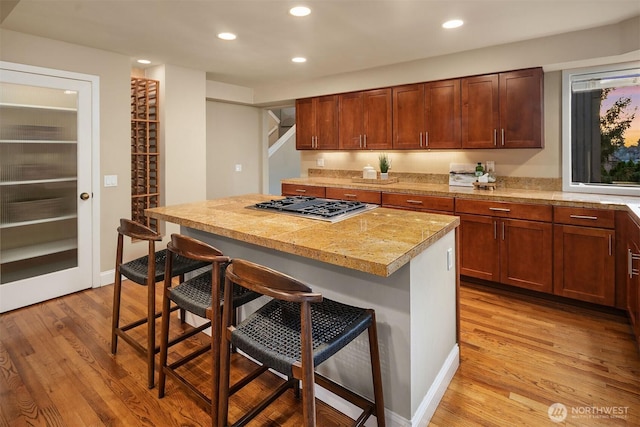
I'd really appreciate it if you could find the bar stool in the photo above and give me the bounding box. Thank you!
[158,234,261,421]
[111,219,208,389]
[218,259,386,427]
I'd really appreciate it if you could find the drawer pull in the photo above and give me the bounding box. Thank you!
[569,214,598,220]
[295,189,307,193]
[630,249,640,277]
[489,207,511,212]
[406,200,424,205]
[343,193,358,198]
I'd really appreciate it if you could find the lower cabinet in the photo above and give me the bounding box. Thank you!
[626,215,640,349]
[325,187,381,204]
[381,192,454,214]
[281,183,326,198]
[457,199,553,293]
[553,207,616,306]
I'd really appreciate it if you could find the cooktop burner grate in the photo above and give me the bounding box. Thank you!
[252,196,376,222]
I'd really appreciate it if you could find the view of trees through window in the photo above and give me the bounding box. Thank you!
[570,69,640,188]
[600,84,640,184]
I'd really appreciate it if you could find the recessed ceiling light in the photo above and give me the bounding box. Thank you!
[442,19,464,29]
[217,32,237,40]
[292,57,307,63]
[137,59,151,64]
[289,6,311,17]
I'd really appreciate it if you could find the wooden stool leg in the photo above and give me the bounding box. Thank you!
[111,269,122,354]
[367,310,386,427]
[158,281,173,398]
[146,275,156,389]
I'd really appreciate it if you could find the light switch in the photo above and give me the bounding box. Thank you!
[104,175,118,187]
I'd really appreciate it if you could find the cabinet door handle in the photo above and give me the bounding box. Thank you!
[609,234,613,256]
[501,128,505,146]
[493,220,497,240]
[569,214,598,220]
[363,134,367,148]
[489,207,511,212]
[359,135,362,148]
[631,249,640,277]
[295,189,307,193]
[425,131,429,147]
[502,221,505,240]
[493,129,497,146]
[406,199,424,205]
[419,132,423,147]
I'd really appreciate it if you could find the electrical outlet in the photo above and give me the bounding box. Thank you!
[447,248,453,271]
[316,158,325,167]
[235,164,242,172]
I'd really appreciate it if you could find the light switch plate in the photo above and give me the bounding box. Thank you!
[104,175,118,187]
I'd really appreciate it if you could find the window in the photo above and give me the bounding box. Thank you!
[562,62,640,196]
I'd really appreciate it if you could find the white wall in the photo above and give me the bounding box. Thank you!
[206,101,262,199]
[148,64,207,239]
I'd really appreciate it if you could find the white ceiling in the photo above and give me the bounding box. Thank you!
[1,0,639,88]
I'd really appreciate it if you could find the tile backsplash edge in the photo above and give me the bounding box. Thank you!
[307,168,562,191]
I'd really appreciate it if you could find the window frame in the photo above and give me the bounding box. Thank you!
[562,61,640,196]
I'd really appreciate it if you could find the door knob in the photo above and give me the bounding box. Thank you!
[80,192,91,200]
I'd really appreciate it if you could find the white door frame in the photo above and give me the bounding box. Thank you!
[0,61,101,301]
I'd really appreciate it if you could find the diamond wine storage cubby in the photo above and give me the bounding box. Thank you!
[130,77,159,231]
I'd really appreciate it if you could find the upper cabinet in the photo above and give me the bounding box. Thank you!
[295,66,544,151]
[462,67,543,149]
[295,95,338,150]
[392,79,461,149]
[339,88,392,150]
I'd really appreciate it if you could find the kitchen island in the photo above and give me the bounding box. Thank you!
[146,194,460,426]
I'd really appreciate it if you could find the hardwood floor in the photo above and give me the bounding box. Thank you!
[1,280,638,426]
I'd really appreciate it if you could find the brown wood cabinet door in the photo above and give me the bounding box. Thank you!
[363,88,392,149]
[500,219,552,292]
[295,98,315,150]
[459,214,500,281]
[499,68,543,148]
[461,74,499,148]
[281,183,326,198]
[392,84,424,149]
[315,95,338,149]
[339,92,364,149]
[425,79,461,149]
[629,241,640,346]
[554,224,615,306]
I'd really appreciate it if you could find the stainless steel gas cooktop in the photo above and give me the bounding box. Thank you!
[250,196,378,223]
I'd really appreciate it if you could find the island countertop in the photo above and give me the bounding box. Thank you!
[146,194,459,277]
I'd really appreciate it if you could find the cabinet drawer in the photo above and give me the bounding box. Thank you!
[455,198,552,222]
[554,206,615,229]
[382,193,454,212]
[325,187,381,204]
[281,183,326,198]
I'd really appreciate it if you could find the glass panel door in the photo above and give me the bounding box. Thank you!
[0,83,78,283]
[0,64,94,312]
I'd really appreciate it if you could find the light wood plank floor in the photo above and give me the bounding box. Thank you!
[1,280,638,426]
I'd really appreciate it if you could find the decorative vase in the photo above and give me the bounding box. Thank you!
[380,172,389,180]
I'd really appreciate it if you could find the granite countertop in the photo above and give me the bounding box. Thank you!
[146,194,460,277]
[281,176,640,211]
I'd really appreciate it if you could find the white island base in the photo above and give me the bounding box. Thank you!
[183,226,459,426]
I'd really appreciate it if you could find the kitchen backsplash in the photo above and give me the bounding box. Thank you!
[307,168,562,191]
